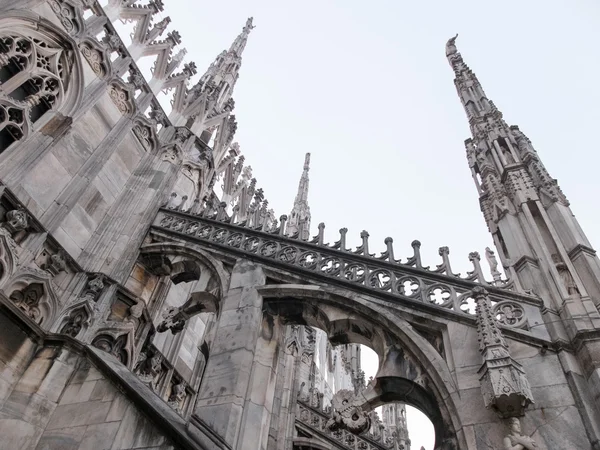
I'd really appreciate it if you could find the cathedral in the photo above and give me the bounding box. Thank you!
[0,1,599,450]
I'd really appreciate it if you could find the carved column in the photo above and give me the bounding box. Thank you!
[275,330,301,450]
[188,259,268,448]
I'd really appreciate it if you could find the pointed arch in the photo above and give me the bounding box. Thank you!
[2,268,60,328]
[52,299,94,339]
[0,12,84,125]
[258,283,464,450]
[91,328,135,369]
[139,241,230,295]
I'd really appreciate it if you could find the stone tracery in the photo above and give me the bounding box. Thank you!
[0,17,82,151]
[0,3,593,449]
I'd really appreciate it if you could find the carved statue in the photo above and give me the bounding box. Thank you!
[166,192,179,209]
[1,208,29,234]
[168,381,186,411]
[485,247,502,281]
[503,417,538,450]
[83,273,105,302]
[44,251,67,276]
[502,146,516,165]
[60,309,87,338]
[136,352,163,389]
[445,33,458,57]
[552,253,580,296]
[465,139,477,167]
[511,127,535,156]
[245,17,255,31]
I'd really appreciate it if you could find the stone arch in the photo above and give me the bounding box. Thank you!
[78,37,112,80]
[107,79,136,118]
[140,242,227,374]
[52,300,93,339]
[139,242,229,295]
[170,259,201,284]
[132,115,159,154]
[0,13,84,153]
[259,284,463,450]
[92,329,134,369]
[292,438,331,450]
[3,269,60,327]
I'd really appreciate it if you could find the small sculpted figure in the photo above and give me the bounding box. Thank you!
[446,33,459,56]
[504,417,538,450]
[485,246,502,281]
[552,253,580,296]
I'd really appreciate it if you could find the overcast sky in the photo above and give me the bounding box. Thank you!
[118,1,600,448]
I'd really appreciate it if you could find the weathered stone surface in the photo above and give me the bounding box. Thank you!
[1,5,600,450]
[35,424,88,450]
[46,401,112,430]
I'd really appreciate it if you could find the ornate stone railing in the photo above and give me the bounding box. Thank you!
[153,209,546,333]
[297,402,394,450]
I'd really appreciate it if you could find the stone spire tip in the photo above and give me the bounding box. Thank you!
[304,153,311,170]
[446,33,459,58]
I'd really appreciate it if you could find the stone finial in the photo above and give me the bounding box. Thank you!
[338,227,348,251]
[409,240,423,268]
[468,251,489,284]
[356,230,370,256]
[473,287,534,418]
[317,222,325,246]
[437,246,458,276]
[279,215,288,236]
[384,237,395,262]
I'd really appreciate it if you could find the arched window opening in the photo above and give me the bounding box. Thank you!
[0,118,24,153]
[496,136,516,165]
[0,20,81,153]
[360,346,435,449]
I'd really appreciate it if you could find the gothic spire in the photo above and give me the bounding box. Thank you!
[173,18,256,163]
[228,17,255,57]
[286,153,311,241]
[446,34,501,129]
[447,37,600,332]
[192,17,255,108]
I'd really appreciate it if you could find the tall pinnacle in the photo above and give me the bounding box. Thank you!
[446,34,500,129]
[229,17,255,57]
[189,17,256,111]
[286,153,311,240]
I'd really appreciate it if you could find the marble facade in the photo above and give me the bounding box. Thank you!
[0,2,599,450]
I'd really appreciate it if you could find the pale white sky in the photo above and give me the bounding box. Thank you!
[117,1,600,448]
